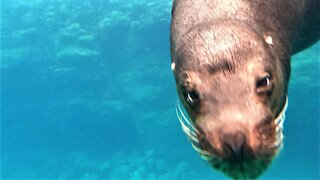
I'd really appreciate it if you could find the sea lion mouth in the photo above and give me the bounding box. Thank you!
[175,97,288,177]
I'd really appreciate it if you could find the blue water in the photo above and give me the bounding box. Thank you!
[1,0,319,179]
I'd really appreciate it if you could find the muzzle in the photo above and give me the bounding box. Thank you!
[176,96,289,161]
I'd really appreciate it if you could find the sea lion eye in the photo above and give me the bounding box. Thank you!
[183,90,200,107]
[256,74,272,94]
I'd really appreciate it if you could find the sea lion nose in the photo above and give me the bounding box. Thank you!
[222,132,246,161]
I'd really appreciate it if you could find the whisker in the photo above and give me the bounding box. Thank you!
[272,97,288,149]
[191,142,212,156]
[274,96,288,129]
[273,131,284,149]
[176,101,199,134]
[176,101,200,142]
[175,100,217,161]
[176,113,199,143]
[200,154,214,161]
[275,125,282,133]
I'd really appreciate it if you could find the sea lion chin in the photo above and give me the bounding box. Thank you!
[170,0,319,179]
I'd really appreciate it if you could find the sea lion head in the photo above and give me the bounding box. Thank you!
[171,21,289,179]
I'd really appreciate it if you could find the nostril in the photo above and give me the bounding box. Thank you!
[222,132,246,161]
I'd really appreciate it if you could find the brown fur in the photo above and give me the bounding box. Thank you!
[171,0,320,179]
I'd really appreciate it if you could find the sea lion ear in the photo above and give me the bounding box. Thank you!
[265,35,273,45]
[171,62,176,71]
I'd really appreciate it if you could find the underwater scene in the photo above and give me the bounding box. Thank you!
[1,0,319,179]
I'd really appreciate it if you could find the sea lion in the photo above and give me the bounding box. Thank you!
[170,0,320,179]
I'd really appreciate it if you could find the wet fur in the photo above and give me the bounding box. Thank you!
[171,0,320,179]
